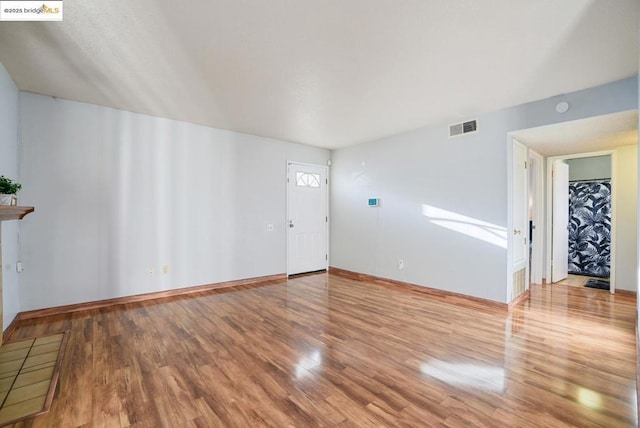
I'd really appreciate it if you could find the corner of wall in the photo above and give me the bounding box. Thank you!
[0,61,21,330]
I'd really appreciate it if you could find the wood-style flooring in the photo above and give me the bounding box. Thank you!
[3,273,637,427]
[555,274,606,289]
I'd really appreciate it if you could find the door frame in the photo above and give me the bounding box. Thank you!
[529,149,545,285]
[506,137,530,303]
[286,161,330,276]
[550,160,570,283]
[545,150,617,292]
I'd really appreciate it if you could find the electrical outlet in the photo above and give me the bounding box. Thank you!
[162,265,168,275]
[266,224,274,232]
[398,259,404,270]
[148,268,154,277]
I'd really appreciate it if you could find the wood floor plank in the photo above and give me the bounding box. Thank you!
[2,274,637,427]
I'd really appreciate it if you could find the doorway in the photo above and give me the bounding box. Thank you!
[286,161,329,276]
[510,139,529,301]
[508,110,637,299]
[546,152,616,292]
[508,140,544,301]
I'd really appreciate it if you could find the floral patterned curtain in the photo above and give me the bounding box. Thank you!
[568,180,611,278]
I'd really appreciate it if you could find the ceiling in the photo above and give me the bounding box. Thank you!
[512,110,639,157]
[0,1,638,149]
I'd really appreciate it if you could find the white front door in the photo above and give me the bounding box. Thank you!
[512,139,529,294]
[552,160,569,282]
[287,162,328,275]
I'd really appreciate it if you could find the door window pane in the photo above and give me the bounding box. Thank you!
[296,172,320,188]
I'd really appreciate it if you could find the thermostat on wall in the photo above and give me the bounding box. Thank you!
[368,198,380,207]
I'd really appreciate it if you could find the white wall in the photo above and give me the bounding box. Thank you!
[567,155,611,181]
[0,63,20,328]
[331,78,638,303]
[616,145,638,291]
[18,93,329,310]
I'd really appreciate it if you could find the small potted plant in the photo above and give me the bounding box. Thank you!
[0,176,22,206]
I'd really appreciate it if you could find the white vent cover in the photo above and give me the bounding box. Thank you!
[449,119,478,137]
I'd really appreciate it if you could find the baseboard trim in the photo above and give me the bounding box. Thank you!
[508,289,530,310]
[615,289,637,297]
[329,267,508,312]
[2,316,20,343]
[15,273,287,322]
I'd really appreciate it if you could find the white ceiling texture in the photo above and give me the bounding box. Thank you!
[0,1,638,149]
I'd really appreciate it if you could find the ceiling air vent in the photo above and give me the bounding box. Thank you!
[449,119,478,138]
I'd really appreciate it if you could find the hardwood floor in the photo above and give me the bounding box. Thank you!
[3,273,637,427]
[555,274,605,288]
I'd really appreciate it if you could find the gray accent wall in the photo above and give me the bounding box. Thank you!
[0,63,20,329]
[330,78,638,303]
[567,155,611,181]
[18,93,329,311]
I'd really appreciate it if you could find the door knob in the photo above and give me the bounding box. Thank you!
[289,220,294,228]
[513,229,521,235]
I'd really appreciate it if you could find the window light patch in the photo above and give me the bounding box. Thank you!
[296,172,321,188]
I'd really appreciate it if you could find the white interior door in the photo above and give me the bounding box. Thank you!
[529,150,544,285]
[552,160,569,282]
[287,162,328,275]
[512,140,529,294]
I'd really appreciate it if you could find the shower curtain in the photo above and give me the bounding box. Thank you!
[568,180,611,278]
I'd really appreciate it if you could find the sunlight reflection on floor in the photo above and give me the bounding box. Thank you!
[420,360,505,392]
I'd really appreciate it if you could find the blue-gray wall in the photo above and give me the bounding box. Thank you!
[0,63,20,328]
[330,78,638,303]
[18,93,329,310]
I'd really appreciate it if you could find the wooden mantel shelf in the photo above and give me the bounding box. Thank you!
[0,206,34,222]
